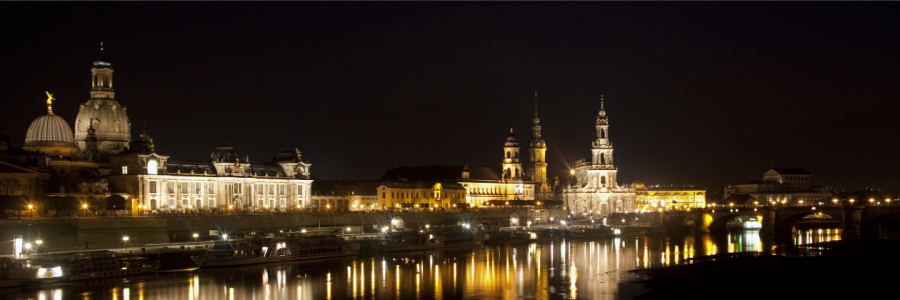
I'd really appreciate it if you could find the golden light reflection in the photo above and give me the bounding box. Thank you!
[435,265,441,300]
[123,288,129,300]
[327,271,332,300]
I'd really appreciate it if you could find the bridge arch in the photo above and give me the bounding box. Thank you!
[863,211,900,237]
[774,208,843,235]
[707,213,753,233]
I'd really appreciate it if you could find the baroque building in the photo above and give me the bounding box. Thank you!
[1,45,316,215]
[526,92,553,201]
[109,132,313,212]
[723,168,831,206]
[633,181,705,211]
[376,129,537,209]
[562,97,636,216]
[74,43,131,164]
[310,180,380,211]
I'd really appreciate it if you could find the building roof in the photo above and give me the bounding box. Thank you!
[379,165,502,182]
[770,168,812,175]
[723,194,757,204]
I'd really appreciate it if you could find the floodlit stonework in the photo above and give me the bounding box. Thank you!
[562,97,636,216]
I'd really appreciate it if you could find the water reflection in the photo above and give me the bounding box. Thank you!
[8,229,842,300]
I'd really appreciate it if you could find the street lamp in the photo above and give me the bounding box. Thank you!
[833,199,838,206]
[27,204,33,217]
[193,233,199,243]
[869,198,875,205]
[850,199,855,205]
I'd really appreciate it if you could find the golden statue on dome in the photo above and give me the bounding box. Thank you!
[45,91,55,115]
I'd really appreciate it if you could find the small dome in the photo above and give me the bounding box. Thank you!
[26,114,75,144]
[504,132,519,147]
[211,143,239,162]
[24,114,77,156]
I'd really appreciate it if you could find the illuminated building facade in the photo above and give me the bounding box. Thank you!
[633,181,705,211]
[562,97,636,216]
[109,136,312,212]
[375,129,536,209]
[310,180,379,211]
[723,168,831,206]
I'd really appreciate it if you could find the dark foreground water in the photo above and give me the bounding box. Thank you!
[1,229,841,300]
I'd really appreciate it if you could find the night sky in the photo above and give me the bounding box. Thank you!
[2,3,899,190]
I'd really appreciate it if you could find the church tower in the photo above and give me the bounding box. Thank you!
[502,129,523,180]
[526,91,550,199]
[74,43,132,162]
[590,95,617,188]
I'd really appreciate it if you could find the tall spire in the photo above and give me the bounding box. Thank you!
[533,91,541,125]
[598,95,607,118]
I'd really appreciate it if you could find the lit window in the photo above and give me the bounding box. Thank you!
[122,166,128,174]
[147,160,158,175]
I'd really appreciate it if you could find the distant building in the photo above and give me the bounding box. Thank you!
[310,180,379,211]
[374,130,538,209]
[633,181,705,212]
[723,168,831,206]
[562,97,637,216]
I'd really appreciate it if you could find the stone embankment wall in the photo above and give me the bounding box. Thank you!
[1,208,566,252]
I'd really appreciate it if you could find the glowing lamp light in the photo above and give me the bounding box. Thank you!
[811,207,816,211]
[570,169,575,175]
[82,204,88,209]
[122,236,129,241]
[35,240,43,245]
[193,233,199,238]
[28,204,33,209]
[24,243,31,249]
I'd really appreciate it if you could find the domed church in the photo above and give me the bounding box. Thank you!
[73,42,131,161]
[1,44,315,216]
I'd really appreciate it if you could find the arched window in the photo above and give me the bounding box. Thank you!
[506,151,510,158]
[601,129,606,138]
[601,154,605,164]
[601,176,607,185]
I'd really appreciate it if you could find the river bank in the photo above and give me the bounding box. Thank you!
[632,239,900,299]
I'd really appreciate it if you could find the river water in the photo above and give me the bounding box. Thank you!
[3,229,842,300]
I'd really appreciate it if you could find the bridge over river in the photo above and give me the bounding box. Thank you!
[653,205,900,237]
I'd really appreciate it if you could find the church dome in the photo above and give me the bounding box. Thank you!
[74,45,131,159]
[211,143,239,162]
[24,113,78,156]
[26,114,75,144]
[504,131,519,147]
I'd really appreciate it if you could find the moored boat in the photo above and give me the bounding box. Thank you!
[191,233,361,267]
[375,226,482,253]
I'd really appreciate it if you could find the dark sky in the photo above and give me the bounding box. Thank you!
[2,3,899,190]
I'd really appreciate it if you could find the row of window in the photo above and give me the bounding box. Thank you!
[147,181,305,196]
[382,191,462,199]
[147,199,303,210]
